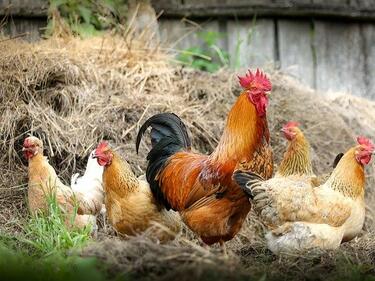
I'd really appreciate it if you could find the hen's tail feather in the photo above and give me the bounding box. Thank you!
[332,152,344,169]
[232,170,265,199]
[136,113,191,210]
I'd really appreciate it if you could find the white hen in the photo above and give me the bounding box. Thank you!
[71,149,105,227]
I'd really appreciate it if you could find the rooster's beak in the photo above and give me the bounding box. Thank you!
[21,147,26,151]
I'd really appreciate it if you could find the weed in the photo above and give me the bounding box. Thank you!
[0,243,108,281]
[46,0,128,38]
[177,31,229,72]
[20,190,92,257]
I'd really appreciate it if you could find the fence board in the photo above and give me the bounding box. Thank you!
[361,23,375,100]
[227,19,275,69]
[314,21,366,97]
[278,19,314,88]
[4,1,375,20]
[0,0,48,17]
[152,0,375,20]
[159,20,224,50]
[7,17,45,41]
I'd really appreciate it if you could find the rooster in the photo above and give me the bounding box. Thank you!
[93,141,181,240]
[233,136,374,253]
[71,149,105,216]
[136,69,273,246]
[23,136,98,229]
[276,121,343,185]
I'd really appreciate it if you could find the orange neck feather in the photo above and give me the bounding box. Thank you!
[326,148,365,198]
[210,92,269,164]
[103,151,139,196]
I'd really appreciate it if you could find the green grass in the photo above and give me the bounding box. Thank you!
[20,192,92,257]
[0,245,107,281]
[0,190,112,281]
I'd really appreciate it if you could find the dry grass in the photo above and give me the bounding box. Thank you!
[0,34,374,280]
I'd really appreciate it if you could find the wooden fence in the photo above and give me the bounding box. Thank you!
[1,0,375,99]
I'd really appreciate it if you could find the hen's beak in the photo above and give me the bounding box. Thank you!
[92,152,98,159]
[21,147,26,151]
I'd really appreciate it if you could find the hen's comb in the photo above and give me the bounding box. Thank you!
[96,140,109,153]
[23,137,32,147]
[238,69,272,92]
[357,136,374,151]
[283,121,300,129]
[23,136,40,147]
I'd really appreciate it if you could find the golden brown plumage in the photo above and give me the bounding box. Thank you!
[24,136,98,229]
[233,136,374,253]
[94,142,181,241]
[276,122,314,178]
[276,122,343,186]
[136,69,273,245]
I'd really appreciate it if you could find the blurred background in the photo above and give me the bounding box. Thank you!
[1,0,374,100]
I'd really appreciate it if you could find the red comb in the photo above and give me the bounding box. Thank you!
[283,121,300,129]
[23,136,38,147]
[23,137,31,147]
[238,69,272,92]
[96,141,109,152]
[357,136,374,151]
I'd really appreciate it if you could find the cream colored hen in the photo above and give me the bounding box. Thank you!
[234,136,374,254]
[23,136,99,230]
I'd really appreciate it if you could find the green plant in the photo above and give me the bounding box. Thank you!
[20,190,92,257]
[230,15,257,69]
[47,0,128,38]
[0,243,108,281]
[177,31,229,73]
[0,186,107,280]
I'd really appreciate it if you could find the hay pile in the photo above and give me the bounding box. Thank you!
[0,35,374,280]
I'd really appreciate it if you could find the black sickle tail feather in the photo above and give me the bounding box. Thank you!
[332,152,344,168]
[135,113,191,210]
[232,170,264,199]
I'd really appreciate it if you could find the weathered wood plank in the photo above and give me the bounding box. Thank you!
[361,23,375,100]
[314,21,366,97]
[278,19,314,88]
[6,17,45,41]
[159,19,201,50]
[227,19,275,69]
[152,0,375,21]
[2,0,375,21]
[159,19,225,51]
[0,0,48,17]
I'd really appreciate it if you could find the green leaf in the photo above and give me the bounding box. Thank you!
[77,5,92,24]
